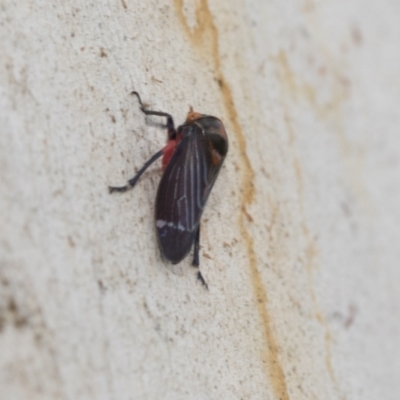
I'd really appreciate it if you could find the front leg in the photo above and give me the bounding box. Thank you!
[131,92,177,140]
[109,149,163,193]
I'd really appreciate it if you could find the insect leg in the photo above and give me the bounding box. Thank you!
[197,272,208,290]
[192,226,208,289]
[109,149,163,193]
[131,91,176,139]
[192,225,201,267]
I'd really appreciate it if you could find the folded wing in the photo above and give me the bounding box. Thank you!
[155,124,224,264]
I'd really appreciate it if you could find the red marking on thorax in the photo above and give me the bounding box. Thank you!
[162,133,182,170]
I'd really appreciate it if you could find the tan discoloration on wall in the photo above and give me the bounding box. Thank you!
[174,1,290,399]
[277,46,371,216]
[285,98,346,399]
[278,50,348,119]
[304,227,345,400]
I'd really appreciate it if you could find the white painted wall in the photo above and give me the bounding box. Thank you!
[1,1,400,399]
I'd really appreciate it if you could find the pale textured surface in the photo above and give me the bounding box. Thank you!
[1,1,400,399]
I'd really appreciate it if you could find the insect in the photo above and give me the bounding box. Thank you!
[109,92,228,288]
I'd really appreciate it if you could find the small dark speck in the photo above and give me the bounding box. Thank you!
[68,236,76,247]
[34,332,43,344]
[81,46,85,51]
[339,76,351,89]
[71,32,75,37]
[8,298,28,328]
[344,303,357,328]
[341,202,351,217]
[331,303,358,328]
[111,115,116,123]
[121,0,127,9]
[351,26,363,46]
[318,65,327,76]
[100,47,108,57]
[8,298,17,313]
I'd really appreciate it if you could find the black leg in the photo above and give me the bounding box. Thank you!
[109,149,163,193]
[192,226,208,289]
[192,226,200,267]
[131,91,176,139]
[197,272,208,290]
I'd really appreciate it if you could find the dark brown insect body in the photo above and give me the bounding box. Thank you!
[109,92,228,287]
